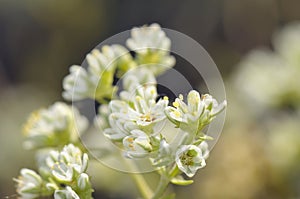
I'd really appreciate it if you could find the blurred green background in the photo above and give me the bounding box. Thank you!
[1,0,300,198]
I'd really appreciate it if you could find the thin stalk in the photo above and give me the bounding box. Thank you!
[152,165,180,199]
[152,175,170,199]
[131,173,154,199]
[86,147,154,199]
[125,160,154,199]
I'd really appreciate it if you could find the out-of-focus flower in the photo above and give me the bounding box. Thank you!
[23,102,88,150]
[63,45,135,102]
[267,116,300,174]
[273,22,300,67]
[234,22,300,111]
[15,169,44,199]
[126,23,175,75]
[54,186,80,199]
[175,145,207,177]
[234,50,299,109]
[165,90,226,134]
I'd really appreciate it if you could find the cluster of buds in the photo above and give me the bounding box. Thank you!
[15,144,93,199]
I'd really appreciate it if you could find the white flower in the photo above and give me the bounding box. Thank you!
[123,129,153,158]
[59,144,89,174]
[15,168,43,199]
[63,45,133,102]
[273,22,300,67]
[104,94,168,139]
[52,162,74,182]
[234,49,300,110]
[126,23,175,75]
[165,90,226,132]
[175,145,206,178]
[23,102,88,150]
[103,109,138,141]
[42,144,88,182]
[54,186,80,199]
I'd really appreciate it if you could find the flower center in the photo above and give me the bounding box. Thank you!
[140,113,154,122]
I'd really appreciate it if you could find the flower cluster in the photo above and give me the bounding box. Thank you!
[98,68,226,178]
[165,91,226,135]
[15,144,93,199]
[15,23,226,199]
[23,102,88,150]
[62,23,175,103]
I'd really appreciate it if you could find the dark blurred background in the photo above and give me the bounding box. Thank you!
[1,0,300,198]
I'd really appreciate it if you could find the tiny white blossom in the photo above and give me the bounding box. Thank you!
[126,23,175,75]
[77,173,91,190]
[54,186,80,199]
[15,169,43,199]
[175,145,206,178]
[123,129,153,158]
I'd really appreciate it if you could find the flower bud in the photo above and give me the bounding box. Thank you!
[54,186,80,199]
[77,173,90,190]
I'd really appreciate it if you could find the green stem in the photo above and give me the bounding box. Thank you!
[152,175,170,199]
[131,173,154,199]
[125,160,154,199]
[152,165,180,199]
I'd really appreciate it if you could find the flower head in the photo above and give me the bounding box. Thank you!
[165,90,226,133]
[15,169,43,199]
[23,102,88,150]
[126,23,175,75]
[43,144,88,182]
[63,45,134,102]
